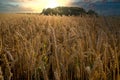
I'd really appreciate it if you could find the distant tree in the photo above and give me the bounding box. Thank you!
[87,10,98,16]
[42,8,53,15]
[41,7,98,16]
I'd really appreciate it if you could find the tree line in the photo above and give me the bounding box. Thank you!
[41,7,98,16]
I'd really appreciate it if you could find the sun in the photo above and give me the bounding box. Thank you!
[45,0,59,8]
[21,0,69,12]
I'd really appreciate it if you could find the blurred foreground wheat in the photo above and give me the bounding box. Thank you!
[0,14,119,80]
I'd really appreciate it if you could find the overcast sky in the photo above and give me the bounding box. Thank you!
[0,0,120,15]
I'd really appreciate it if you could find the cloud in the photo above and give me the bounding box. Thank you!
[0,0,77,13]
[94,2,120,15]
[70,1,120,15]
[0,2,33,13]
[0,0,120,15]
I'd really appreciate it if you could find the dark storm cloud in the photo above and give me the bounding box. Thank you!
[70,1,120,16]
[94,2,120,15]
[75,0,120,2]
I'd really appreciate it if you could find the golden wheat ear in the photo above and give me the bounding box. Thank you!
[0,67,4,80]
[0,52,13,80]
[3,50,15,68]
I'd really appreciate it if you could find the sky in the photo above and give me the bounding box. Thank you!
[0,0,120,15]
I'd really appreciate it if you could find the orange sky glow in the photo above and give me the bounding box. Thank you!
[21,0,71,12]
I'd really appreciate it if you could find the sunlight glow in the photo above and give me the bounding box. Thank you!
[21,0,70,12]
[45,0,59,8]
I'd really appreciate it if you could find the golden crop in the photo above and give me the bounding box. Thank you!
[0,14,120,80]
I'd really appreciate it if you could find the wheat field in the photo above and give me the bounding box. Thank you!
[0,14,120,80]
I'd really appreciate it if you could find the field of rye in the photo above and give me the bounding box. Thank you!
[0,14,120,80]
